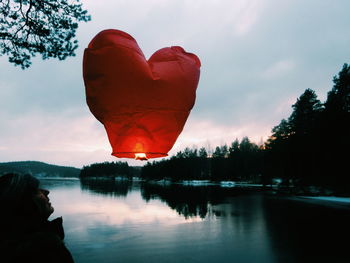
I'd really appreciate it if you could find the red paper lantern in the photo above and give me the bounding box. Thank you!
[83,29,201,160]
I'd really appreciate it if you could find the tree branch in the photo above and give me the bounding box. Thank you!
[12,0,33,40]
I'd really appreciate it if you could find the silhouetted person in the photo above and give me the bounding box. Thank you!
[0,173,74,263]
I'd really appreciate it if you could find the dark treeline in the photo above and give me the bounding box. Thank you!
[141,138,263,183]
[264,63,350,194]
[142,63,350,194]
[80,161,139,178]
[0,161,80,177]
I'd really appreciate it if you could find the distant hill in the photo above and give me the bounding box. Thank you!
[0,161,80,177]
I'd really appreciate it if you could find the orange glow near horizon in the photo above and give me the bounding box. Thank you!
[135,153,148,161]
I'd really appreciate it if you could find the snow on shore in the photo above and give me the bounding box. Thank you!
[301,196,350,203]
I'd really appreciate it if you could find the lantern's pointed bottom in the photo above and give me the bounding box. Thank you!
[135,153,147,161]
[112,152,168,160]
[135,156,148,161]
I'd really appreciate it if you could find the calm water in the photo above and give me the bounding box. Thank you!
[40,178,350,263]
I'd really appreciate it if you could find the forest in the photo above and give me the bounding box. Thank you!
[80,63,350,194]
[0,161,80,177]
[79,161,137,178]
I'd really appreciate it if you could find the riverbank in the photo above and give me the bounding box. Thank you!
[287,195,350,210]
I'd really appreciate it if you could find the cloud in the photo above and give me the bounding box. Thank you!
[232,0,264,36]
[261,59,296,79]
[0,107,272,167]
[169,117,271,155]
[0,109,113,167]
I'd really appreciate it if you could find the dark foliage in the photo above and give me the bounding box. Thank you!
[79,161,132,178]
[0,0,91,68]
[141,139,263,183]
[265,63,350,194]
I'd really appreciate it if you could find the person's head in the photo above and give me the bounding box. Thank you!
[0,173,54,220]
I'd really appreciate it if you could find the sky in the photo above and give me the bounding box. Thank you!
[1,0,349,168]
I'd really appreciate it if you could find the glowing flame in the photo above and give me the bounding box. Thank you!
[135,153,148,160]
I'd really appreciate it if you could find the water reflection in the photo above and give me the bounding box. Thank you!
[79,178,255,219]
[80,178,133,197]
[263,196,350,263]
[38,177,79,189]
[140,183,246,219]
[38,179,350,263]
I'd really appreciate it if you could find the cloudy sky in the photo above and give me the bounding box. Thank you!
[1,0,349,168]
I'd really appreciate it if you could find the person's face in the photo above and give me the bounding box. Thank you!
[33,188,54,219]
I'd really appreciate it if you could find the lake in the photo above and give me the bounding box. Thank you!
[40,178,350,263]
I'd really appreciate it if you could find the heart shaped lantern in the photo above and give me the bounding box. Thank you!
[83,29,201,160]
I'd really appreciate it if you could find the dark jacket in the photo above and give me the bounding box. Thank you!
[0,217,74,263]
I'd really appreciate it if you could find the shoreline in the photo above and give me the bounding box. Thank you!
[278,195,350,210]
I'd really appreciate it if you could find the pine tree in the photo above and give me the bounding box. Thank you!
[288,88,323,136]
[320,63,350,192]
